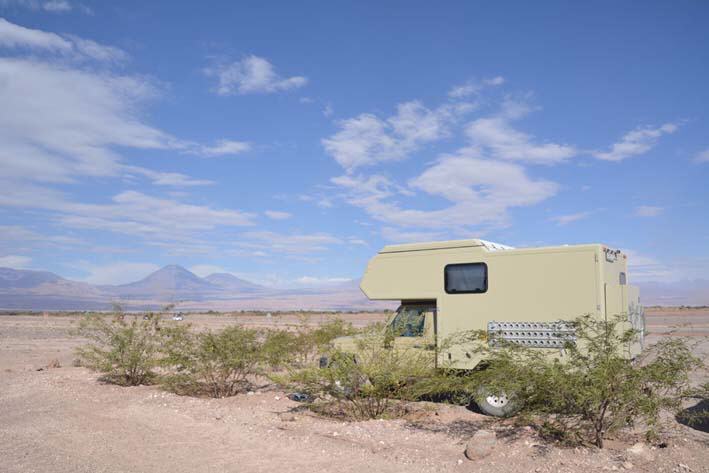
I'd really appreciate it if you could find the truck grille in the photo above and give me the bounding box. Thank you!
[487,321,576,348]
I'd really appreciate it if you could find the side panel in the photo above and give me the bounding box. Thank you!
[438,248,601,369]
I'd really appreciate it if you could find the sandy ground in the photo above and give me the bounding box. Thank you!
[0,309,707,473]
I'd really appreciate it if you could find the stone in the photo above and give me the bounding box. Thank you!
[622,461,634,470]
[625,443,655,462]
[464,429,497,461]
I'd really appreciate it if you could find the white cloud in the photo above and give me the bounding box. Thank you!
[0,18,126,61]
[264,210,292,220]
[694,149,709,164]
[0,225,83,250]
[381,227,445,243]
[323,100,471,171]
[205,55,307,95]
[0,184,255,244]
[549,211,592,226]
[0,20,248,189]
[448,76,505,99]
[0,57,181,185]
[235,231,342,255]
[322,103,334,117]
[0,254,32,268]
[623,250,676,282]
[333,150,558,230]
[0,0,77,12]
[77,261,159,285]
[635,206,664,217]
[42,0,71,11]
[466,117,576,164]
[593,123,678,161]
[199,139,251,157]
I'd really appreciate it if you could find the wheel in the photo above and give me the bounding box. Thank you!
[475,387,519,417]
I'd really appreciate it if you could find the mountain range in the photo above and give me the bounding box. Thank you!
[0,265,707,311]
[0,265,384,311]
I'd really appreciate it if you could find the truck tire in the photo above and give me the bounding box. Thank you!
[475,387,519,417]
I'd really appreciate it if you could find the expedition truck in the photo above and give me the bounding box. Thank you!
[331,239,645,416]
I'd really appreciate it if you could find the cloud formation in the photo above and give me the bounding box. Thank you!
[323,100,472,171]
[205,55,307,95]
[593,123,678,161]
[0,17,126,61]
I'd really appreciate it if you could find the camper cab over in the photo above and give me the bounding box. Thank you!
[360,239,644,370]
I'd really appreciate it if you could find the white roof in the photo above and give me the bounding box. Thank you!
[380,238,514,254]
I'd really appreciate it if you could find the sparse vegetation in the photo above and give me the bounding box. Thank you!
[161,325,265,397]
[74,307,163,386]
[447,315,705,447]
[284,327,435,419]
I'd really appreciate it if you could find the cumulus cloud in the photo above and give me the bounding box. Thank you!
[322,100,472,171]
[205,55,307,95]
[333,150,558,230]
[593,123,678,161]
[465,98,577,165]
[448,76,505,99]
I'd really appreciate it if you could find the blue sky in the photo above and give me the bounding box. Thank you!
[0,0,707,287]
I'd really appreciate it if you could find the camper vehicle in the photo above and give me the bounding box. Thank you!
[335,239,645,415]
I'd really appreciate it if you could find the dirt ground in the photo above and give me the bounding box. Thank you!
[1,309,707,473]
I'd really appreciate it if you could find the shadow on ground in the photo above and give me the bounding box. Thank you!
[676,399,709,433]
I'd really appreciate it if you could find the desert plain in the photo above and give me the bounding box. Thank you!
[0,308,707,473]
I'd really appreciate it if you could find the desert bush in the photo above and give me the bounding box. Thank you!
[455,315,704,447]
[74,309,162,386]
[284,328,435,419]
[262,319,357,369]
[161,325,266,397]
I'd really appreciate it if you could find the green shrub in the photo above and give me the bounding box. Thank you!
[161,325,266,397]
[74,309,162,386]
[458,315,704,447]
[284,328,434,419]
[262,319,357,369]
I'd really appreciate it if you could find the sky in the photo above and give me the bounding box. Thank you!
[0,0,708,287]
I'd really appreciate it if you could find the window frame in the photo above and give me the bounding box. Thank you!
[444,262,488,295]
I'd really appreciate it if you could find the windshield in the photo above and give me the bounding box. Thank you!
[389,305,429,337]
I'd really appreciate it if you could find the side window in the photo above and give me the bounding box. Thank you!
[390,306,427,337]
[445,263,487,294]
[619,272,627,285]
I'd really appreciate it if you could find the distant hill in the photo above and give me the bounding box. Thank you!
[0,267,63,289]
[0,266,383,311]
[204,273,266,293]
[107,265,218,299]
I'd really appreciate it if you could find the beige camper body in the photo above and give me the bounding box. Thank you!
[360,239,644,370]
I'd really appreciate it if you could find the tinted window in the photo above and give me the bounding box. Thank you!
[445,263,487,294]
[389,306,428,337]
[619,272,627,285]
